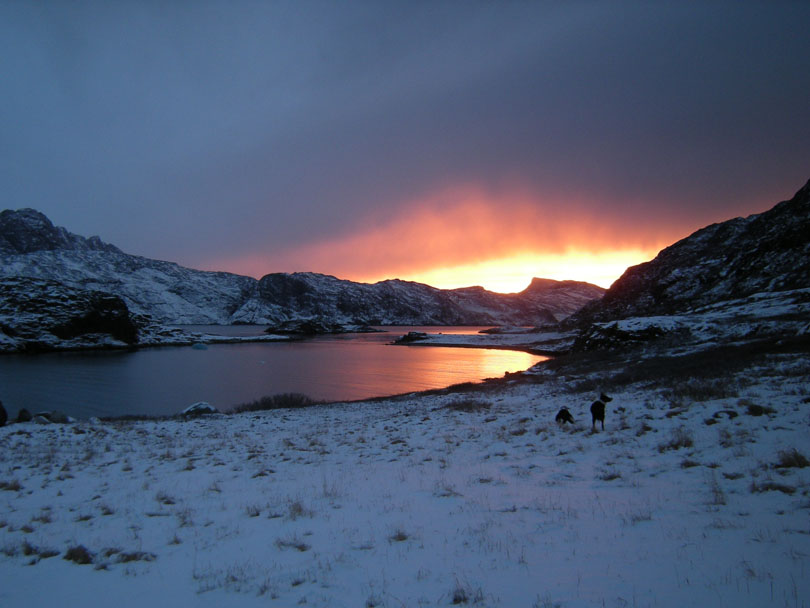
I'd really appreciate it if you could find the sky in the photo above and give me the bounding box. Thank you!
[2,1,809,292]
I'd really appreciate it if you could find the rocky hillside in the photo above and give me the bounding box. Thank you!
[0,208,121,255]
[572,178,810,324]
[0,209,603,327]
[0,276,140,352]
[253,273,603,326]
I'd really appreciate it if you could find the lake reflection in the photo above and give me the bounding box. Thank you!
[0,327,543,419]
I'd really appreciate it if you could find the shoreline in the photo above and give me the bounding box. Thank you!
[392,339,558,357]
[1,328,553,422]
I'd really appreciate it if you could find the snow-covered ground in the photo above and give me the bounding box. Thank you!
[2,346,809,607]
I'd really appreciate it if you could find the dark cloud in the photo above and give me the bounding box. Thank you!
[2,1,808,276]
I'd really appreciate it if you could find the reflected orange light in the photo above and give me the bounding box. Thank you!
[355,342,545,393]
[465,348,545,379]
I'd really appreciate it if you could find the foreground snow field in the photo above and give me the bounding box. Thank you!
[1,350,809,607]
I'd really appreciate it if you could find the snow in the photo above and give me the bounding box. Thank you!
[0,249,601,327]
[404,329,574,354]
[2,347,809,607]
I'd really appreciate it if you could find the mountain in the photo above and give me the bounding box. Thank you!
[0,208,121,255]
[572,179,810,324]
[253,273,604,327]
[0,209,604,328]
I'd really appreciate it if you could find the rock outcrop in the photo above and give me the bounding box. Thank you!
[0,208,122,255]
[572,179,810,324]
[0,276,141,352]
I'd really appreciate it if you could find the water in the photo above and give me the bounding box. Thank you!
[0,327,543,419]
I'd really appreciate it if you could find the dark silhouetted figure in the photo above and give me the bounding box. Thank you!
[0,400,6,427]
[590,393,612,431]
[555,407,575,424]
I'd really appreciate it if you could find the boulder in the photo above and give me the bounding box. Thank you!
[34,410,73,424]
[181,402,219,418]
[264,319,346,336]
[0,400,6,426]
[394,331,429,344]
[16,408,32,423]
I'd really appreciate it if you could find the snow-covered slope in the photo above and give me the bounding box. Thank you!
[0,209,604,326]
[1,342,808,607]
[573,178,810,324]
[2,249,258,325]
[250,273,604,327]
[0,276,257,353]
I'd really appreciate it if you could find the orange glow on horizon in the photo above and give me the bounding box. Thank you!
[201,243,661,294]
[197,183,683,293]
[357,249,657,292]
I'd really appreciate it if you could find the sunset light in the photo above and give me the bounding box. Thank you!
[203,246,658,292]
[378,248,658,292]
[207,185,672,292]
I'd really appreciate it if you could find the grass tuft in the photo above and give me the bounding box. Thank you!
[744,402,776,417]
[750,480,796,495]
[286,500,312,520]
[117,550,157,563]
[663,377,739,406]
[658,427,694,453]
[0,479,22,492]
[230,393,316,414]
[274,536,310,552]
[444,398,491,413]
[451,582,484,604]
[21,540,58,560]
[621,510,653,526]
[155,491,176,506]
[64,545,95,565]
[775,448,810,469]
[707,472,727,506]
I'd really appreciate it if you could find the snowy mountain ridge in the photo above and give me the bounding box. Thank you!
[0,208,121,255]
[0,209,604,328]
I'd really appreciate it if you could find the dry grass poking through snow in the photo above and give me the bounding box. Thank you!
[1,351,810,607]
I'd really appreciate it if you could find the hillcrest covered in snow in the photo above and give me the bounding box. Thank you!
[0,208,604,351]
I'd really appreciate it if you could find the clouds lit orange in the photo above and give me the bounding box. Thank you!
[203,185,679,291]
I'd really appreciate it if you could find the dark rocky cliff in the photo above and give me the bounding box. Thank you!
[572,179,810,324]
[0,276,141,352]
